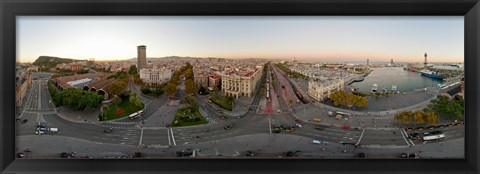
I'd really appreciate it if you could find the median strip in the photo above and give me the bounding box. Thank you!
[356,128,365,145]
[170,128,176,146]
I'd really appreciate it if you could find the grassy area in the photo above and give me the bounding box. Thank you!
[275,64,308,79]
[99,96,144,121]
[210,95,234,111]
[171,107,208,127]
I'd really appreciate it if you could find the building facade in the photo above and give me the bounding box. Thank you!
[137,45,147,71]
[307,78,345,102]
[139,67,172,85]
[194,72,209,87]
[70,63,83,71]
[208,74,221,89]
[221,68,262,98]
[16,72,32,107]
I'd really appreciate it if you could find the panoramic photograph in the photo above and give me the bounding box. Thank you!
[15,16,464,159]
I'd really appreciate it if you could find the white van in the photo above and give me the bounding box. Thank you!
[48,128,58,133]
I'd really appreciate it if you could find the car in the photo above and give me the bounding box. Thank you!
[409,153,420,158]
[16,153,25,158]
[36,125,47,131]
[428,126,435,130]
[357,152,366,158]
[455,122,462,126]
[134,152,142,158]
[341,126,351,129]
[405,128,414,132]
[400,153,409,158]
[313,118,321,122]
[437,125,445,128]
[417,127,424,131]
[272,130,281,133]
[245,151,255,157]
[295,119,302,123]
[422,132,430,136]
[341,149,348,153]
[21,119,28,124]
[315,126,325,131]
[295,124,303,128]
[104,128,113,133]
[311,140,323,144]
[35,131,45,135]
[409,133,420,140]
[220,116,227,120]
[224,125,233,130]
[338,141,355,145]
[277,109,281,113]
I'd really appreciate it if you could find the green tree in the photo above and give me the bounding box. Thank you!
[425,112,440,125]
[185,69,194,80]
[185,79,196,95]
[129,65,138,75]
[112,95,121,107]
[165,83,178,97]
[108,81,126,97]
[414,110,425,125]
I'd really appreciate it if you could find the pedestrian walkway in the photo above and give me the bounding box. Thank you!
[56,106,101,123]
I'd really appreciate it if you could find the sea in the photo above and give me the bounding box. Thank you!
[350,67,443,92]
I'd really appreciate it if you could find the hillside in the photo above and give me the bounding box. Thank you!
[32,56,76,68]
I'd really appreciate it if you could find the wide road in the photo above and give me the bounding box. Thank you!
[16,72,465,158]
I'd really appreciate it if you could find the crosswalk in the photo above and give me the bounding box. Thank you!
[198,107,218,125]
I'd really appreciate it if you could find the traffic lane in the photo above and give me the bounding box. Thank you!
[359,129,408,146]
[16,113,42,135]
[138,128,170,146]
[294,126,362,144]
[38,114,140,144]
[409,125,465,144]
[172,120,268,145]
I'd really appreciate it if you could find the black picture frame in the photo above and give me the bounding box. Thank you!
[1,0,479,174]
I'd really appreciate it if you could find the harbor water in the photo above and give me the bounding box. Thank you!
[351,67,443,92]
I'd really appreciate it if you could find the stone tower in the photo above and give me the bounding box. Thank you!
[137,45,147,72]
[424,53,428,68]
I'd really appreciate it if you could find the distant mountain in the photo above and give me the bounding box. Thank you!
[32,56,77,68]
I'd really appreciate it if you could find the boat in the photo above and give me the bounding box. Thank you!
[382,86,387,93]
[392,85,397,91]
[372,83,378,92]
[420,69,445,80]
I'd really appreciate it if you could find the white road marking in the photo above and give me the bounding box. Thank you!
[356,129,366,145]
[400,129,413,146]
[139,127,144,145]
[167,128,171,146]
[170,128,176,146]
[38,82,42,109]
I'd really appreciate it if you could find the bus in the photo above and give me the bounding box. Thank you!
[329,111,351,117]
[423,133,445,141]
[129,110,144,120]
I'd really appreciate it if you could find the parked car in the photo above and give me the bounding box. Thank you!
[400,153,408,158]
[405,128,414,132]
[16,153,24,158]
[272,130,281,134]
[409,133,420,140]
[428,126,435,130]
[417,127,424,131]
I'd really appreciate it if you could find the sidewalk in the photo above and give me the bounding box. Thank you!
[56,106,101,123]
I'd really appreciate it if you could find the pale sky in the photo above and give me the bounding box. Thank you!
[17,16,464,63]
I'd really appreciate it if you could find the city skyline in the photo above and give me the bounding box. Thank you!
[17,16,464,63]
